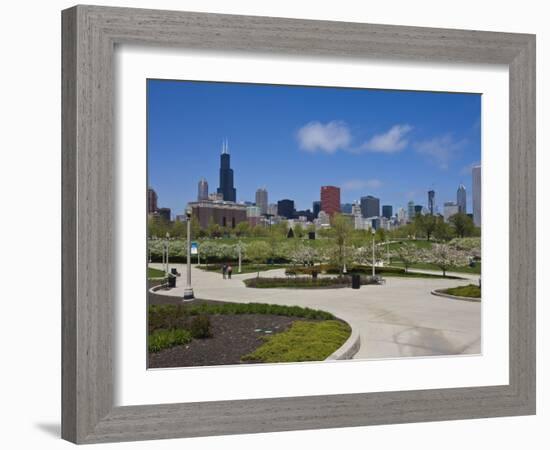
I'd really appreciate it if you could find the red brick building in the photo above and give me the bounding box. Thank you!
[320,186,341,217]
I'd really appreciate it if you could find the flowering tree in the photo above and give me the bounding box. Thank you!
[352,244,382,269]
[244,241,271,278]
[421,243,470,277]
[390,242,421,272]
[449,237,481,259]
[289,244,319,267]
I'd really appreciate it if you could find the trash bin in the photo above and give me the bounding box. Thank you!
[312,270,318,280]
[171,268,178,275]
[351,274,361,289]
[167,274,176,288]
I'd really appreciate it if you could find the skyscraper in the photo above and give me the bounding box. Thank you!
[382,205,393,219]
[360,195,380,218]
[340,203,353,214]
[197,178,209,201]
[255,188,268,215]
[457,184,467,214]
[428,190,435,215]
[320,186,341,217]
[414,205,423,216]
[277,199,295,219]
[407,201,415,221]
[217,139,237,202]
[147,188,158,214]
[472,165,481,227]
[312,201,321,218]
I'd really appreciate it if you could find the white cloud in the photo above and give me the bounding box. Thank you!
[460,161,481,176]
[296,121,351,154]
[342,178,382,191]
[360,124,413,153]
[414,134,466,170]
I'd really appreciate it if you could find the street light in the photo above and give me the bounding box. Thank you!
[371,227,376,278]
[238,240,242,273]
[183,209,194,301]
[165,232,170,276]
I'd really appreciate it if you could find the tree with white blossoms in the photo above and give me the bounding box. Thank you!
[421,243,470,277]
[390,242,421,273]
[197,240,219,267]
[244,240,271,278]
[449,237,481,260]
[289,243,319,271]
[353,244,383,269]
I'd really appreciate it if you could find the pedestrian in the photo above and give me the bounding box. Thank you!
[227,264,233,279]
[222,263,227,279]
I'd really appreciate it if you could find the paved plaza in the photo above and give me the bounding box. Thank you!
[150,263,481,360]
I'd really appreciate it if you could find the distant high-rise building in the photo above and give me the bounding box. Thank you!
[267,203,278,217]
[340,203,353,214]
[312,201,321,218]
[147,188,158,214]
[397,207,407,224]
[472,165,481,227]
[360,195,380,218]
[255,188,268,215]
[457,184,467,214]
[320,186,341,217]
[217,139,237,202]
[407,201,415,221]
[382,205,393,219]
[198,178,209,201]
[157,207,171,222]
[277,199,295,219]
[428,190,435,215]
[351,202,362,216]
[414,205,423,216]
[443,202,459,222]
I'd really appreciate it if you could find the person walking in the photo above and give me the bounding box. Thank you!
[227,264,233,279]
[222,263,227,279]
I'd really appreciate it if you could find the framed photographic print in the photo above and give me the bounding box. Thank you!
[62,5,536,444]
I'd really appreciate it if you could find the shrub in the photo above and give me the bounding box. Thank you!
[442,284,481,298]
[244,276,351,289]
[189,315,212,338]
[148,328,192,353]
[242,320,351,363]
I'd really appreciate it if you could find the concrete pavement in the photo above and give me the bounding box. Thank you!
[151,263,481,360]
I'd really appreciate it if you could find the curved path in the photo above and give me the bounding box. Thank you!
[151,264,481,360]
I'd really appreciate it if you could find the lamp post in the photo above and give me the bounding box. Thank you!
[183,209,194,300]
[165,232,170,276]
[238,241,242,273]
[371,228,376,278]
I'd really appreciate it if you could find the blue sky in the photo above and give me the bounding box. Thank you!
[147,79,481,216]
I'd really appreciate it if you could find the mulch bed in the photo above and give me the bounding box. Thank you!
[148,313,301,368]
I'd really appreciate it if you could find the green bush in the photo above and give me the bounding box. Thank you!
[189,315,212,338]
[244,276,351,289]
[148,302,335,323]
[148,328,192,353]
[242,320,351,363]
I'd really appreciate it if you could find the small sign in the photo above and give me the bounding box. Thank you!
[191,242,199,255]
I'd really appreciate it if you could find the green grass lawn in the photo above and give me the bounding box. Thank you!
[442,284,481,298]
[198,264,287,274]
[241,320,351,363]
[148,328,192,352]
[391,260,481,274]
[147,267,166,279]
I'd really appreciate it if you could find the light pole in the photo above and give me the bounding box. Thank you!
[371,228,376,278]
[165,232,170,275]
[183,209,194,300]
[238,241,242,273]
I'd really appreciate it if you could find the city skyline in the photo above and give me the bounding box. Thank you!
[147,79,481,216]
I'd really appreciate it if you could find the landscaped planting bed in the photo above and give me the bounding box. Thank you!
[441,284,481,299]
[147,300,349,368]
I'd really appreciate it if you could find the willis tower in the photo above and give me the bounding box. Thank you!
[217,139,237,202]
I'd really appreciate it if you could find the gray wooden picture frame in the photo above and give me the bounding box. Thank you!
[61,5,536,444]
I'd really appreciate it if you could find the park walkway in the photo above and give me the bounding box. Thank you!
[150,264,481,360]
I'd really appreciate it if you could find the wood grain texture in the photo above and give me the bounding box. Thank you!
[61,5,536,444]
